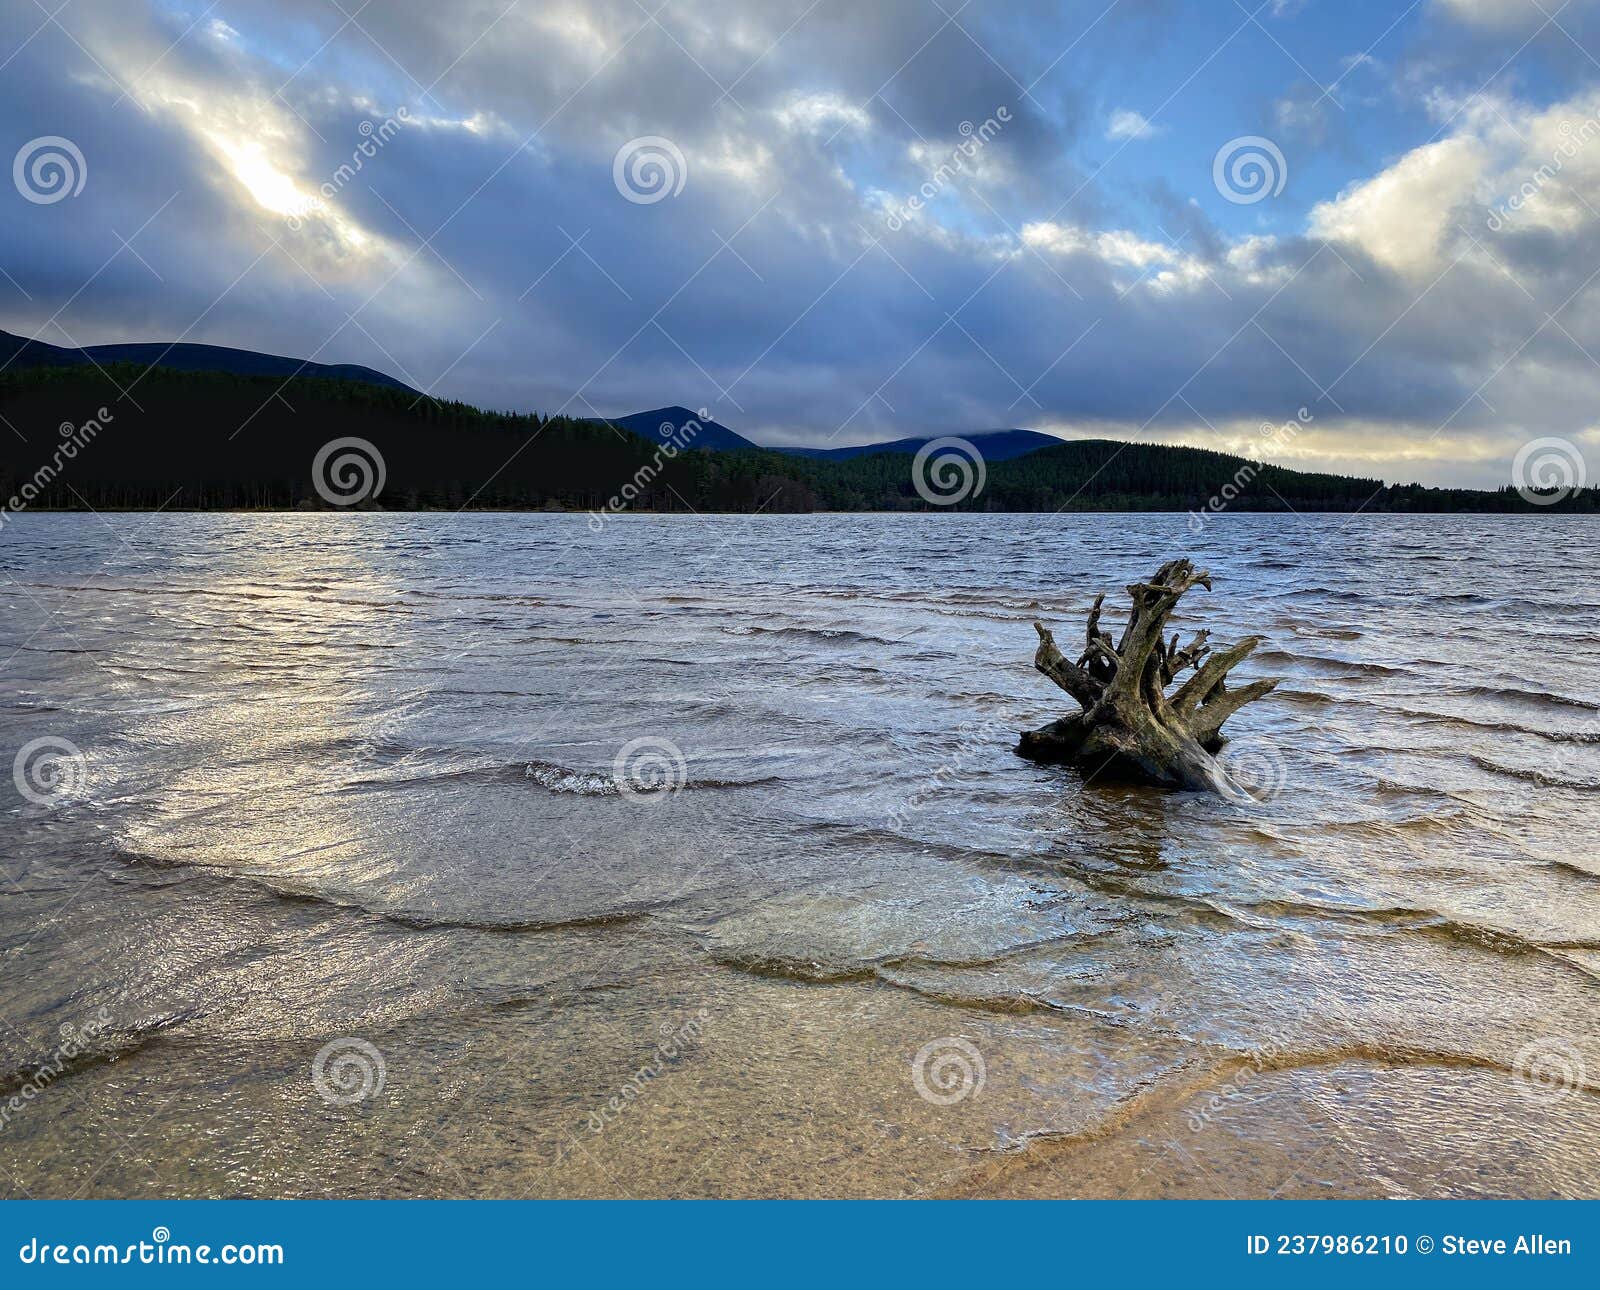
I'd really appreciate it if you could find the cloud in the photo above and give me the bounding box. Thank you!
[1106,109,1162,141]
[1432,0,1555,29]
[1309,135,1488,276]
[775,93,872,136]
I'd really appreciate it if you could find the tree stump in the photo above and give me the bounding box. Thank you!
[1016,558,1280,797]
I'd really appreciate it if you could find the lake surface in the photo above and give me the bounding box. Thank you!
[2,511,1598,1198]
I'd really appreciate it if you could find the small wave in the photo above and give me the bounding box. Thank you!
[707,949,877,985]
[524,759,780,796]
[1392,708,1600,743]
[944,1041,1600,1196]
[1275,688,1337,708]
[381,907,655,934]
[344,755,779,797]
[1547,856,1600,884]
[105,842,664,935]
[1466,755,1600,791]
[525,761,618,796]
[0,1009,194,1099]
[1239,896,1600,961]
[1455,683,1600,713]
[1254,649,1403,676]
[719,624,900,646]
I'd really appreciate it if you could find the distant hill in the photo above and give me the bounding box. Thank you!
[0,329,413,393]
[599,406,763,452]
[599,410,1061,462]
[783,428,1061,462]
[0,363,1590,514]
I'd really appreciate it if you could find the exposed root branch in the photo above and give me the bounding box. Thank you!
[1017,559,1280,795]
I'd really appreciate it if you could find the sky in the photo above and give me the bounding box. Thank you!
[4,0,1600,486]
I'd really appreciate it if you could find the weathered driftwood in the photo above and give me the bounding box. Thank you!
[1016,558,1279,796]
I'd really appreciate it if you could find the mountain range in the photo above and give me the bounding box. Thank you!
[0,334,1062,464]
[604,406,1063,462]
[0,329,412,393]
[0,330,1589,513]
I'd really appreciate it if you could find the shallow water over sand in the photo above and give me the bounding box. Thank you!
[2,511,1598,1198]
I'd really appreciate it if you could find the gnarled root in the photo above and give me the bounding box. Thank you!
[1016,559,1280,795]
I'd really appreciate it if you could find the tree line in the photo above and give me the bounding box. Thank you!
[0,365,1591,514]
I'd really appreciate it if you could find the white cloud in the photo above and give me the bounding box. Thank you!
[1433,0,1553,28]
[1310,91,1600,274]
[1309,135,1487,275]
[1021,220,1206,291]
[1106,109,1161,141]
[776,92,871,135]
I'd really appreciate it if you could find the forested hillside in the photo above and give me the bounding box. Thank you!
[0,366,1590,514]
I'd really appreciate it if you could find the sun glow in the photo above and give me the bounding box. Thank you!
[204,133,322,220]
